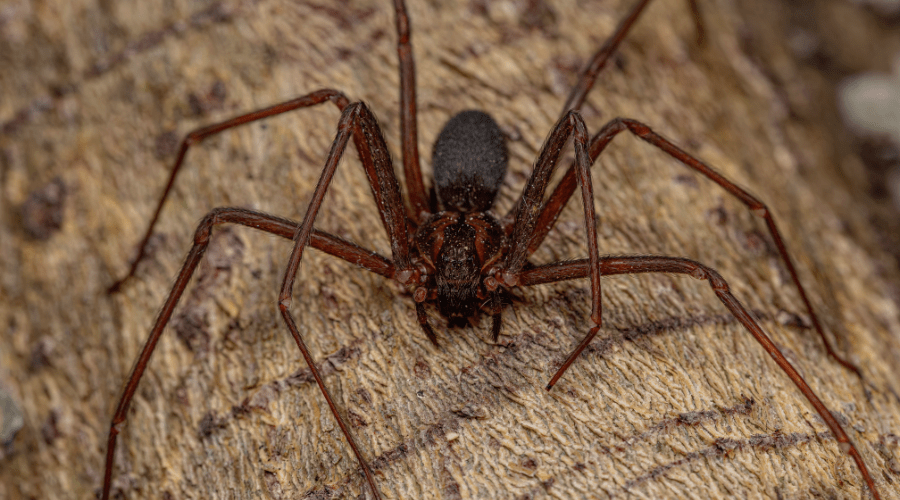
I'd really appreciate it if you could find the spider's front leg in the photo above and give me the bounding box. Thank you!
[497,109,603,379]
[105,102,415,500]
[100,207,394,500]
[276,102,419,500]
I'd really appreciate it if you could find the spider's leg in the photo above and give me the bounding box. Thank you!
[526,118,862,378]
[108,89,368,294]
[516,255,881,500]
[102,207,393,500]
[392,0,429,221]
[278,102,417,500]
[501,0,702,230]
[503,111,601,343]
[559,0,703,116]
[309,228,395,278]
[491,291,503,342]
[416,302,439,345]
[559,0,652,116]
[505,112,594,275]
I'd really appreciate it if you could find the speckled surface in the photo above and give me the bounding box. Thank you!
[1,0,899,498]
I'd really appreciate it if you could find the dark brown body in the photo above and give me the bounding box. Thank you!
[414,109,508,326]
[415,210,505,322]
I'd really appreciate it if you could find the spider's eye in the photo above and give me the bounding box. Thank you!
[440,245,477,279]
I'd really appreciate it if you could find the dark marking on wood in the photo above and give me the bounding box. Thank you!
[19,177,66,240]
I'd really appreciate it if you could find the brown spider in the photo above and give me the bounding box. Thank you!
[102,0,881,498]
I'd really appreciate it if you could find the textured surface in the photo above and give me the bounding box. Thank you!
[1,0,899,499]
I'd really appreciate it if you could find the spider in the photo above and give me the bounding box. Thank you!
[101,0,882,498]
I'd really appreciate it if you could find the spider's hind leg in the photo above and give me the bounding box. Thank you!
[558,0,704,117]
[514,255,881,500]
[276,102,426,500]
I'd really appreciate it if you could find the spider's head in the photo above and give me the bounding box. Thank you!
[435,237,481,321]
[416,212,505,322]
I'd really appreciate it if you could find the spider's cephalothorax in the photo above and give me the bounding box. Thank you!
[414,110,507,324]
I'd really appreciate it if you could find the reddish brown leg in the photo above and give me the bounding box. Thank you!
[416,302,439,345]
[559,0,653,115]
[107,89,355,294]
[393,0,429,221]
[278,102,417,500]
[502,0,702,228]
[524,118,862,378]
[498,111,603,365]
[515,255,880,500]
[490,291,503,342]
[504,111,600,329]
[560,0,703,116]
[506,112,595,275]
[101,207,394,500]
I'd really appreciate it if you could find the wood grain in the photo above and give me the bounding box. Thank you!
[1,0,898,498]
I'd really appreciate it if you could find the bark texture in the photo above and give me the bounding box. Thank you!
[1,0,899,499]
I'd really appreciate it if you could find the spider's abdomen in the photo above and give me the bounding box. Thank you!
[432,110,508,212]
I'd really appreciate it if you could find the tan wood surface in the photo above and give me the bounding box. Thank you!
[2,0,899,498]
